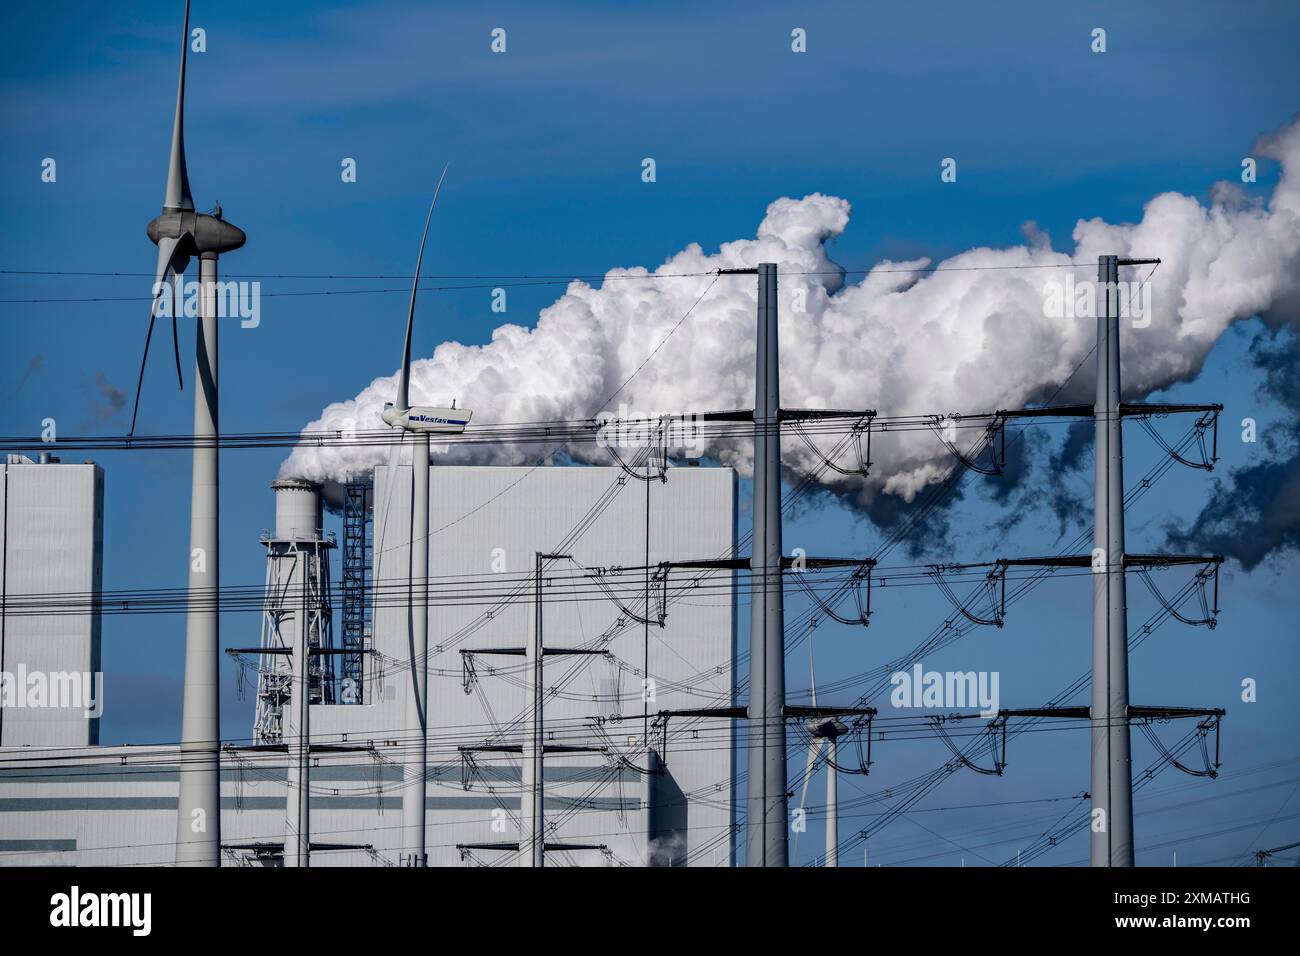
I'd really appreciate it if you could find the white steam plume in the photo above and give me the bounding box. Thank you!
[282,118,1300,505]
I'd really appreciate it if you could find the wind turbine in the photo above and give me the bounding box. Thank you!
[794,619,847,867]
[128,0,245,866]
[380,165,471,866]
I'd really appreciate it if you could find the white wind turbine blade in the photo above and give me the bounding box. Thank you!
[132,0,196,436]
[395,164,450,412]
[807,617,818,709]
[159,238,190,388]
[793,736,826,859]
[129,235,190,435]
[797,736,825,813]
[366,428,411,702]
[164,0,194,212]
[793,616,830,862]
[371,430,409,598]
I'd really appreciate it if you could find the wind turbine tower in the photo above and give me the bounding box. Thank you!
[806,716,847,867]
[129,0,246,866]
[795,618,846,867]
[378,167,470,866]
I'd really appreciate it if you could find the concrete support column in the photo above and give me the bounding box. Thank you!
[175,251,221,866]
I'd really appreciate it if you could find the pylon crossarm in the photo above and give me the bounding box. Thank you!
[928,715,1004,776]
[1133,710,1224,778]
[1133,562,1221,629]
[459,749,478,790]
[589,408,754,429]
[1124,553,1224,568]
[455,841,607,853]
[650,563,671,626]
[788,565,873,626]
[230,652,250,702]
[784,704,876,718]
[850,720,874,776]
[458,743,606,754]
[788,709,876,775]
[222,741,364,756]
[926,564,1004,628]
[587,723,655,775]
[993,714,1008,773]
[997,555,1090,568]
[1127,705,1226,719]
[991,554,1223,579]
[821,730,873,777]
[1131,406,1221,471]
[1120,401,1223,418]
[460,651,477,694]
[223,841,373,853]
[222,742,287,753]
[925,414,1004,476]
[586,556,747,575]
[585,563,663,627]
[997,706,1090,720]
[1256,840,1300,866]
[996,403,1094,421]
[591,408,753,479]
[781,556,875,570]
[650,705,749,720]
[579,556,744,627]
[622,705,742,772]
[780,407,877,421]
[786,414,875,477]
[602,438,667,482]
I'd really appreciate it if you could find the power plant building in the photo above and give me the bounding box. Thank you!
[0,455,104,748]
[0,461,739,866]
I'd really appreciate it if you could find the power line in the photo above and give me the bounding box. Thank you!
[0,260,1096,281]
[0,409,1084,453]
[0,260,1099,305]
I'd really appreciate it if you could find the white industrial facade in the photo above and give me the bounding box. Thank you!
[0,462,738,866]
[0,456,104,748]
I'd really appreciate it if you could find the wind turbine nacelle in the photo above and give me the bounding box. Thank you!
[147,210,246,256]
[381,404,472,433]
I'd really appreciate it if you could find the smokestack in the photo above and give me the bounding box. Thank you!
[264,477,330,868]
[272,478,323,541]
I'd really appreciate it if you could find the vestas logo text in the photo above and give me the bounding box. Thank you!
[49,886,151,936]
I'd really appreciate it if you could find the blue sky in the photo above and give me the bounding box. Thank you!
[2,0,1298,866]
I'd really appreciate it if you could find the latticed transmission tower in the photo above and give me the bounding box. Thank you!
[341,478,372,703]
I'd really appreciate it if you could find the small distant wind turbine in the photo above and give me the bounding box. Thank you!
[794,620,847,867]
[380,165,471,867]
[129,0,246,867]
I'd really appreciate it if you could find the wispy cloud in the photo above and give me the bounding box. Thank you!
[93,370,127,422]
[13,354,42,394]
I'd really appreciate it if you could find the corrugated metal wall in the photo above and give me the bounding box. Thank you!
[0,460,102,747]
[318,463,738,866]
[0,463,737,867]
